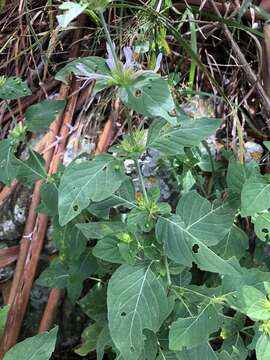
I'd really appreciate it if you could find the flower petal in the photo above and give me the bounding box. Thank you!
[123,47,133,67]
[154,53,163,72]
[106,42,116,70]
[76,64,111,80]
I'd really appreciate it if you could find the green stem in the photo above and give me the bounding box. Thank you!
[136,159,149,204]
[164,255,172,287]
[98,10,120,72]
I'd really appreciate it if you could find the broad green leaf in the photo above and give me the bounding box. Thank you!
[176,191,238,246]
[55,56,111,89]
[25,100,66,132]
[119,73,177,124]
[0,139,18,185]
[156,191,240,275]
[156,214,241,275]
[227,286,270,321]
[0,305,9,338]
[88,178,136,219]
[0,77,31,100]
[67,250,98,302]
[212,225,248,260]
[75,323,102,356]
[3,326,58,360]
[37,251,98,303]
[16,149,47,186]
[147,118,222,155]
[36,182,58,216]
[36,258,69,288]
[254,213,270,242]
[79,285,107,323]
[93,237,125,264]
[56,2,87,27]
[256,333,270,360]
[96,325,111,360]
[107,263,173,359]
[77,222,127,239]
[226,159,258,193]
[220,334,248,360]
[53,219,88,260]
[169,305,219,350]
[241,174,270,216]
[58,155,126,225]
[175,342,219,360]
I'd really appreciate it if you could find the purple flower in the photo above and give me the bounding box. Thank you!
[76,43,163,86]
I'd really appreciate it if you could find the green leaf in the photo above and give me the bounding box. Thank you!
[56,2,87,27]
[0,139,18,186]
[156,192,240,275]
[3,326,58,360]
[107,263,173,359]
[78,285,107,323]
[53,219,88,260]
[58,155,126,225]
[256,333,270,360]
[75,323,102,356]
[254,213,270,242]
[16,149,47,186]
[93,237,125,264]
[241,174,270,216]
[0,77,31,100]
[176,191,238,246]
[36,182,58,216]
[25,100,66,133]
[169,304,219,351]
[77,222,127,240]
[36,258,68,288]
[239,0,252,18]
[37,251,98,303]
[55,56,111,90]
[226,160,258,193]
[212,225,248,260]
[119,73,177,124]
[88,178,136,219]
[0,305,9,338]
[175,342,219,360]
[147,118,222,155]
[96,325,111,360]
[227,286,270,321]
[67,250,98,303]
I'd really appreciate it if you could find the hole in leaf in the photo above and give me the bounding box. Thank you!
[121,312,126,317]
[73,205,79,211]
[262,228,269,233]
[134,89,142,97]
[168,108,177,116]
[192,244,199,253]
[130,346,135,353]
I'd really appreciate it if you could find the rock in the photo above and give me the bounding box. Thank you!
[63,134,95,166]
[244,141,264,163]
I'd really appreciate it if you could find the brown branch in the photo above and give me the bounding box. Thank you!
[210,0,270,117]
[95,98,120,155]
[173,0,264,20]
[0,246,19,268]
[0,82,70,357]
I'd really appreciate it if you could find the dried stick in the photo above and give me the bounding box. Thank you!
[0,82,69,357]
[39,80,120,335]
[210,0,270,116]
[96,98,120,154]
[0,246,19,268]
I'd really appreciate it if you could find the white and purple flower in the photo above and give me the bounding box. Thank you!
[76,43,163,86]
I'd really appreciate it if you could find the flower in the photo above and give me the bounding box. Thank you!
[76,44,163,86]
